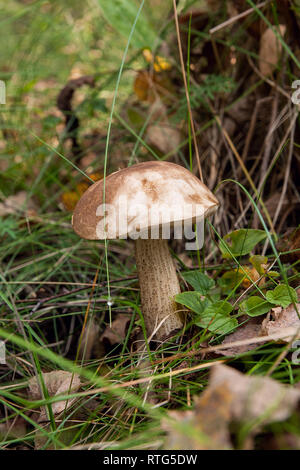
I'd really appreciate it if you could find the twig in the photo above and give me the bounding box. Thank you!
[209,1,272,35]
[172,0,203,181]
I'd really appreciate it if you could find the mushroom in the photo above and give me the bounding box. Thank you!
[72,161,218,341]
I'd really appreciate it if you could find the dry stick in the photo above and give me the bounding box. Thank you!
[172,0,203,182]
[49,359,224,400]
[0,277,135,287]
[209,0,272,35]
[5,247,73,275]
[262,110,297,255]
[234,104,294,227]
[152,329,300,366]
[210,106,276,234]
[260,94,279,179]
[76,267,99,364]
[0,269,51,419]
[241,98,260,163]
[225,142,245,221]
[272,110,297,229]
[248,56,291,100]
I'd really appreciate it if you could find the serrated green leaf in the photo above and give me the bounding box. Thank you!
[220,229,268,258]
[175,291,208,315]
[266,285,297,308]
[239,296,273,317]
[181,271,215,294]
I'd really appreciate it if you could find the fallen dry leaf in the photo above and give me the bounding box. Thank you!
[164,382,233,450]
[146,124,181,156]
[28,370,81,422]
[134,70,174,104]
[0,417,27,440]
[143,98,182,156]
[164,364,300,450]
[210,364,300,424]
[100,313,131,347]
[0,191,37,217]
[259,25,286,76]
[261,303,300,342]
[218,317,262,356]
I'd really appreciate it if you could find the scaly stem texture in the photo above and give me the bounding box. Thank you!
[135,238,183,341]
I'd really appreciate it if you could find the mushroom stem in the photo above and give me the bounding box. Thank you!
[135,238,183,341]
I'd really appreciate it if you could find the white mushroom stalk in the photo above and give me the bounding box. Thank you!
[135,238,182,340]
[72,161,219,341]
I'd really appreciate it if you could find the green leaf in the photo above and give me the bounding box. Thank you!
[267,271,279,278]
[175,291,208,315]
[220,229,268,258]
[194,301,237,335]
[249,254,268,274]
[209,287,221,302]
[203,300,233,315]
[97,0,157,49]
[239,296,273,317]
[176,295,237,335]
[266,285,297,308]
[181,271,215,294]
[218,270,244,294]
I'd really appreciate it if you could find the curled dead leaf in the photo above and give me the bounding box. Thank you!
[28,370,81,422]
[210,364,300,424]
[100,313,131,347]
[259,25,286,77]
[0,191,37,217]
[164,364,300,450]
[261,303,300,342]
[163,382,233,450]
[146,124,181,156]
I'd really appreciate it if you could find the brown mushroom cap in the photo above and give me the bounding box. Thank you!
[72,161,219,240]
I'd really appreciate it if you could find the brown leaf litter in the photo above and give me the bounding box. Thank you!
[218,303,300,356]
[100,313,131,347]
[164,364,300,450]
[28,370,81,422]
